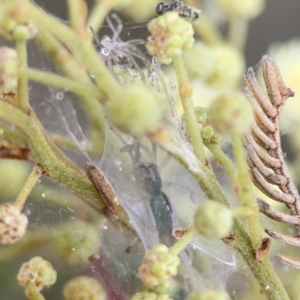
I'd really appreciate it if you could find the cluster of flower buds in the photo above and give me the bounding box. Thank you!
[146,12,195,64]
[0,202,28,244]
[0,5,37,41]
[181,106,222,144]
[139,244,181,295]
[17,256,57,292]
[0,47,18,94]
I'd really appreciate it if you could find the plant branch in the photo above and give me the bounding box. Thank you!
[14,165,42,211]
[16,38,30,112]
[172,55,205,164]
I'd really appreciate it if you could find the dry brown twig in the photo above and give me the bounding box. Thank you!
[242,55,300,268]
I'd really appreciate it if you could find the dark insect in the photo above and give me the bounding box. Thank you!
[155,0,200,22]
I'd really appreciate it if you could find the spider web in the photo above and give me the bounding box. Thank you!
[3,13,240,299]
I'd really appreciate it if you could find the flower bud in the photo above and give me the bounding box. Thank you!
[139,244,181,294]
[106,86,163,135]
[0,47,18,94]
[17,256,57,291]
[214,0,265,19]
[201,125,214,141]
[63,276,106,300]
[207,44,245,89]
[0,202,28,244]
[194,106,208,125]
[131,291,171,300]
[208,91,253,135]
[52,221,101,265]
[194,201,233,238]
[147,12,195,64]
[0,17,37,41]
[183,43,214,80]
[188,290,231,300]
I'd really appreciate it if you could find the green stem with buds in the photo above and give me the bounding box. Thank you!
[158,137,289,300]
[172,55,205,164]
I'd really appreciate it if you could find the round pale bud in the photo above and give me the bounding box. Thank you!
[17,256,57,291]
[0,18,37,41]
[183,43,215,80]
[207,44,245,89]
[63,276,106,300]
[194,201,233,238]
[106,86,163,135]
[201,125,214,141]
[52,221,101,265]
[188,290,231,300]
[0,202,28,244]
[147,12,195,64]
[131,291,171,300]
[214,0,265,19]
[208,91,253,135]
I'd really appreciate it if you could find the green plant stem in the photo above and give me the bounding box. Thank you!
[16,38,29,112]
[25,284,46,300]
[14,165,41,211]
[228,16,249,51]
[0,101,135,237]
[232,133,262,249]
[172,55,205,164]
[205,142,237,183]
[87,0,111,35]
[0,101,102,208]
[0,123,27,147]
[232,219,290,300]
[169,227,198,256]
[23,68,102,99]
[67,0,84,33]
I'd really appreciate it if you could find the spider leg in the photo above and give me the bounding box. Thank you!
[106,57,122,83]
[109,13,124,41]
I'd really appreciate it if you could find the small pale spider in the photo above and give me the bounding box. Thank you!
[156,0,201,22]
[91,13,149,80]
